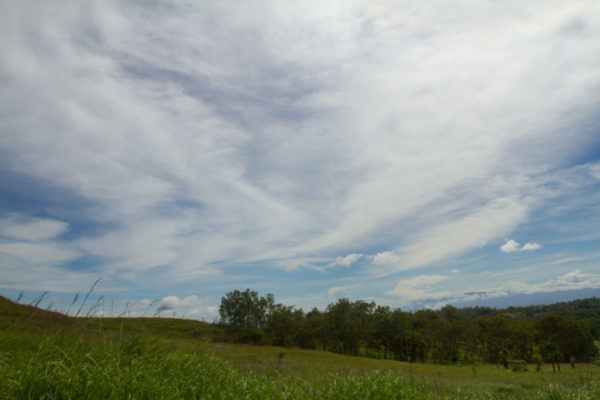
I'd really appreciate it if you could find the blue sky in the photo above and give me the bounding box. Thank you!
[1,0,599,319]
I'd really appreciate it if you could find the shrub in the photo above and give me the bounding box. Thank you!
[532,353,543,372]
[510,359,528,372]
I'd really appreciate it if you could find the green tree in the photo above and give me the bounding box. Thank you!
[540,340,562,372]
[477,314,512,365]
[304,307,326,350]
[387,310,411,361]
[536,314,565,372]
[510,318,534,362]
[532,353,543,372]
[219,289,274,329]
[324,299,375,356]
[535,314,597,367]
[265,303,301,346]
[325,299,360,355]
[435,305,468,363]
[369,305,393,359]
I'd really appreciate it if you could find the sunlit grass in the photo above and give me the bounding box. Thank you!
[192,340,600,396]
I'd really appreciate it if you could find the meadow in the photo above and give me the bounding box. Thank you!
[1,296,599,399]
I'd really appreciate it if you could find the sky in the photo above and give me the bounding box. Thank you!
[1,0,599,320]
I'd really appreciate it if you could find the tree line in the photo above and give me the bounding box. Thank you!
[219,289,599,369]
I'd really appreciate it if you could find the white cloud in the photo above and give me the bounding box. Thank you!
[0,0,598,293]
[0,241,79,265]
[398,198,529,271]
[500,239,542,253]
[386,274,449,297]
[500,239,521,253]
[0,214,80,273]
[0,215,68,241]
[0,263,102,293]
[327,284,360,299]
[389,269,600,308]
[403,274,449,287]
[155,295,217,320]
[538,269,600,292]
[522,242,542,251]
[156,295,200,312]
[369,198,529,276]
[371,251,402,266]
[328,253,363,268]
[282,258,326,272]
[550,256,589,265]
[589,162,600,179]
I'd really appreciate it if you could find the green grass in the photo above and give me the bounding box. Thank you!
[1,296,599,399]
[193,341,600,398]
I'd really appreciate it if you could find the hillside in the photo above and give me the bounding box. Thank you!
[458,297,600,338]
[458,297,600,319]
[0,295,224,342]
[1,295,600,399]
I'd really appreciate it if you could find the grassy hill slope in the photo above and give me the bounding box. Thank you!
[1,296,600,399]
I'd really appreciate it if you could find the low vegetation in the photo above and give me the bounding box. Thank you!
[1,294,599,399]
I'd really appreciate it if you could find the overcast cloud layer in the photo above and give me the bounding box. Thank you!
[1,0,599,318]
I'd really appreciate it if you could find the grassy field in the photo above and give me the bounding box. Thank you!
[1,296,599,399]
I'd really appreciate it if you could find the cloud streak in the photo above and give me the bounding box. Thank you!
[155,295,215,319]
[388,270,600,309]
[0,215,68,241]
[386,274,449,297]
[0,1,599,305]
[328,253,363,268]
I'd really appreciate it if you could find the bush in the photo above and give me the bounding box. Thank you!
[510,359,528,372]
[532,353,543,372]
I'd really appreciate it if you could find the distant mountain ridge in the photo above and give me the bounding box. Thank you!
[456,295,600,339]
[457,296,600,319]
[406,288,600,312]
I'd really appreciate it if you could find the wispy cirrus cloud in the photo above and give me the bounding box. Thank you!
[328,284,361,299]
[0,215,68,241]
[0,214,81,278]
[0,1,599,306]
[386,274,449,297]
[328,253,363,268]
[388,270,600,309]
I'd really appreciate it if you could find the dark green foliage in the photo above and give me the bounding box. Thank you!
[324,298,375,356]
[505,298,600,340]
[266,303,303,346]
[219,289,274,328]
[533,353,543,372]
[536,314,598,364]
[510,359,528,372]
[217,291,600,366]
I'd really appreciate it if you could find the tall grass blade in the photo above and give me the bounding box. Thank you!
[75,278,102,317]
[31,291,49,308]
[141,299,160,317]
[85,295,105,317]
[118,300,130,317]
[65,293,80,316]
